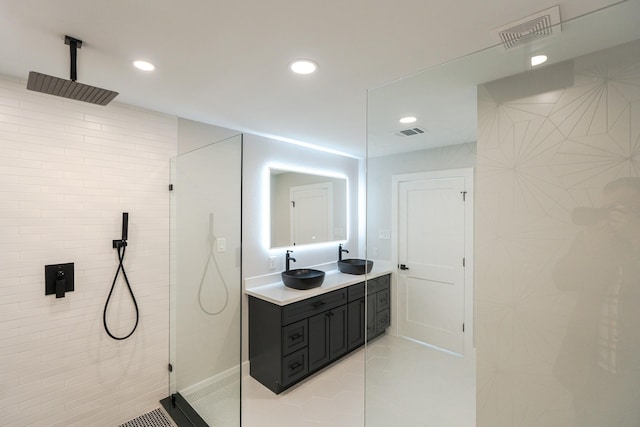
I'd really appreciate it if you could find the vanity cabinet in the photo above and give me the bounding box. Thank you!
[248,273,390,394]
[367,274,391,341]
[347,282,365,350]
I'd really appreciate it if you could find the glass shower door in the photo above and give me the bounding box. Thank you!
[166,134,242,426]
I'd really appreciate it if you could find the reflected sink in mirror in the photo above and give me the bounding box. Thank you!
[281,268,326,290]
[337,259,373,275]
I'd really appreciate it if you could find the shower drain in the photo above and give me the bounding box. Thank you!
[118,408,175,427]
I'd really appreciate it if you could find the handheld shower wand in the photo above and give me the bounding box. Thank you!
[103,212,139,340]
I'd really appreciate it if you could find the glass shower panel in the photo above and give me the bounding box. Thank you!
[365,2,640,427]
[168,134,242,426]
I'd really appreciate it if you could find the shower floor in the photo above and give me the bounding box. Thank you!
[183,374,241,426]
[119,408,176,427]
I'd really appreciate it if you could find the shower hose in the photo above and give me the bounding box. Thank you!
[103,215,139,340]
[198,213,229,315]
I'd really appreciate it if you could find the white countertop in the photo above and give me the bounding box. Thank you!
[244,263,394,306]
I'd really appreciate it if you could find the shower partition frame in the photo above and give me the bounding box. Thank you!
[163,134,243,427]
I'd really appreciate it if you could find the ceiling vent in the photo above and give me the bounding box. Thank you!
[398,127,426,137]
[491,6,561,49]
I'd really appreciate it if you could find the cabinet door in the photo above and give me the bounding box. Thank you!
[377,288,390,311]
[329,305,348,360]
[377,308,390,334]
[367,293,377,341]
[347,298,365,350]
[308,311,330,372]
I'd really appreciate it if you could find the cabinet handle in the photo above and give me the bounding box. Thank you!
[313,301,326,308]
[289,362,302,370]
[289,333,302,340]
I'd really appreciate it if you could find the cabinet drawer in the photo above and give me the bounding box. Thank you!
[282,319,308,355]
[282,289,347,325]
[348,282,365,301]
[377,308,390,332]
[281,348,308,387]
[368,274,390,294]
[376,289,390,311]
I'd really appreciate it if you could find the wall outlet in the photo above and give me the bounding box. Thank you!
[269,256,277,269]
[379,229,391,240]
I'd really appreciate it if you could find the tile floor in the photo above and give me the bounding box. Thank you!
[242,334,476,427]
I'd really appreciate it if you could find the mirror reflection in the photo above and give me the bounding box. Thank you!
[270,168,347,248]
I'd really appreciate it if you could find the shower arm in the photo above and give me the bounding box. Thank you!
[64,36,83,82]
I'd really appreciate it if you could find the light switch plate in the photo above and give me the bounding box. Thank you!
[216,237,226,253]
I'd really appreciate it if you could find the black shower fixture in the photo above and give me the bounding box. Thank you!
[26,35,119,106]
[104,212,139,340]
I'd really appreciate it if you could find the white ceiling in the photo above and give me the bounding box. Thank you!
[0,0,623,158]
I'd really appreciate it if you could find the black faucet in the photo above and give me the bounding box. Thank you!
[286,250,296,271]
[338,244,349,261]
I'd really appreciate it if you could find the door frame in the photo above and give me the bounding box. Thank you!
[391,167,474,354]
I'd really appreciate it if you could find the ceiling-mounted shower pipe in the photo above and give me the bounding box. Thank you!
[65,35,81,82]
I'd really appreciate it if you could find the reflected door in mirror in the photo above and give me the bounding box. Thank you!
[290,183,333,245]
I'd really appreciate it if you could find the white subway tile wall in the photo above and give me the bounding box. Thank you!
[0,75,177,426]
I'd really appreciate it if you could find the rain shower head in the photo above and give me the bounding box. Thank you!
[26,35,118,106]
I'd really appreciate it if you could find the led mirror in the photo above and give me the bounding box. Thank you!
[270,168,347,248]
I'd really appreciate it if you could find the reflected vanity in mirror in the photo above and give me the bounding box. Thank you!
[270,168,347,248]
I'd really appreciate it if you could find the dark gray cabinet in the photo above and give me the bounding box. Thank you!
[309,305,347,372]
[347,299,365,350]
[248,274,390,393]
[368,274,391,341]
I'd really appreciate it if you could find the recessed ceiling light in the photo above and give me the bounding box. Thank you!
[530,55,548,67]
[133,60,155,71]
[290,59,318,75]
[399,116,417,124]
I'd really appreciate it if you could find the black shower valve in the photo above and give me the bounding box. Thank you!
[45,263,74,298]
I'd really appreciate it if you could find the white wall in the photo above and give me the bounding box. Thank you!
[476,40,640,426]
[0,76,176,426]
[177,118,240,155]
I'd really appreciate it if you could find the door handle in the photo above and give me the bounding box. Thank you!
[399,264,410,270]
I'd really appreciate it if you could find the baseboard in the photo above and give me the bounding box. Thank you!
[180,365,240,397]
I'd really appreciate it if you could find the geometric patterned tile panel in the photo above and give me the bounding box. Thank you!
[477,40,640,427]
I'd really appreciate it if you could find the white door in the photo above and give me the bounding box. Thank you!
[290,183,333,245]
[396,173,468,354]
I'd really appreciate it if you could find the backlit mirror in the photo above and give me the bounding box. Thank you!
[270,168,347,248]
